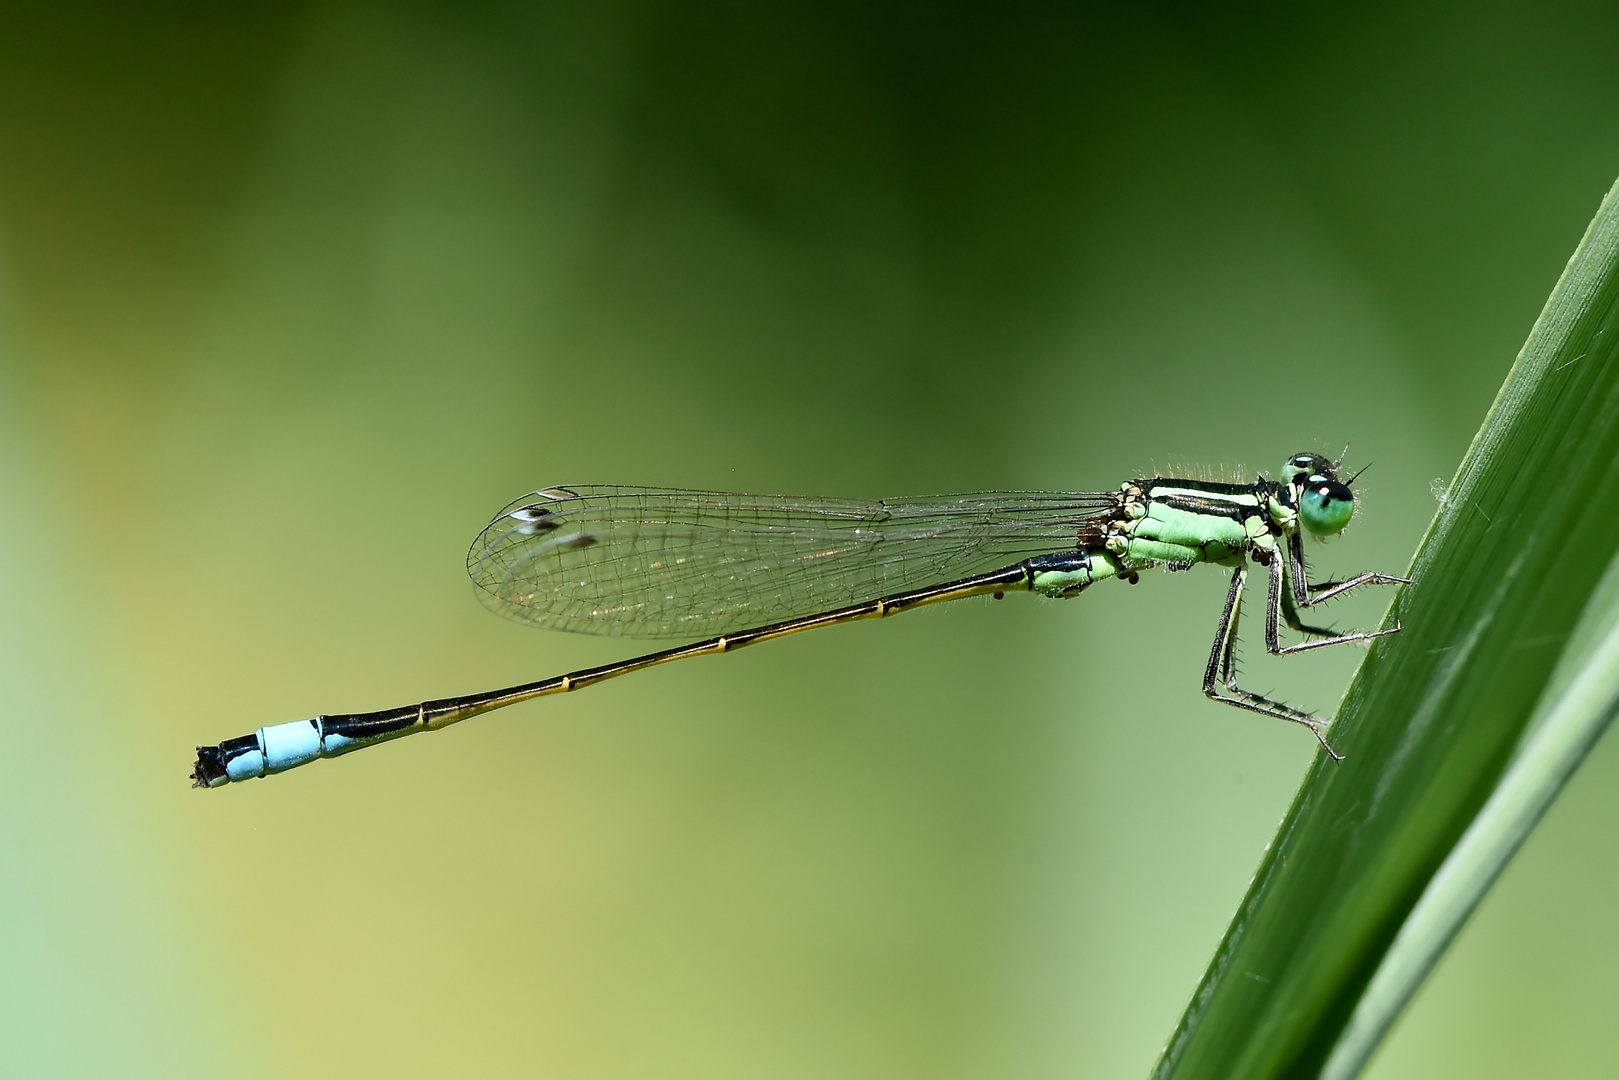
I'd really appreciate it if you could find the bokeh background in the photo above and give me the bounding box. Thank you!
[3,3,1618,1077]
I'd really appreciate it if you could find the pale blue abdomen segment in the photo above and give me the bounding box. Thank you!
[210,718,390,785]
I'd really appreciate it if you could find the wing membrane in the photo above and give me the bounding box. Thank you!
[467,485,1119,638]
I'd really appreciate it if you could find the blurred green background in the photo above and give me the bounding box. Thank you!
[3,3,1618,1076]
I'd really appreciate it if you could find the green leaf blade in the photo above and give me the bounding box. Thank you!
[1154,176,1619,1080]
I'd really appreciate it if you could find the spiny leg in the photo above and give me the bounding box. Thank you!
[1288,533,1408,610]
[1202,559,1341,759]
[1269,553,1398,654]
[1304,571,1411,606]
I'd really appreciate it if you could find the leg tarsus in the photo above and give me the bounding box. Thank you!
[1311,727,1345,761]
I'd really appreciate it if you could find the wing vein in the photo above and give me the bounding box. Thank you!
[466,486,1119,638]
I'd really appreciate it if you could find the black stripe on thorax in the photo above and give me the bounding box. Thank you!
[1143,478,1271,524]
[1155,493,1261,523]
[1142,477,1264,497]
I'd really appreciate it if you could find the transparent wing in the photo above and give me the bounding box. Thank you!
[467,485,1119,639]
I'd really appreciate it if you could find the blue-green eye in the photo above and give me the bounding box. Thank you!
[1300,475,1354,535]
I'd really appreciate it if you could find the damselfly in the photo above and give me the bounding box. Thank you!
[192,452,1407,787]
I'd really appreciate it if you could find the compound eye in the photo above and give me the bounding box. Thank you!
[1300,478,1354,536]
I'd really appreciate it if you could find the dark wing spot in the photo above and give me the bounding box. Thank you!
[509,505,562,535]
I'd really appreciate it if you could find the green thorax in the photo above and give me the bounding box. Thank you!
[1108,477,1290,570]
[1025,456,1354,599]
